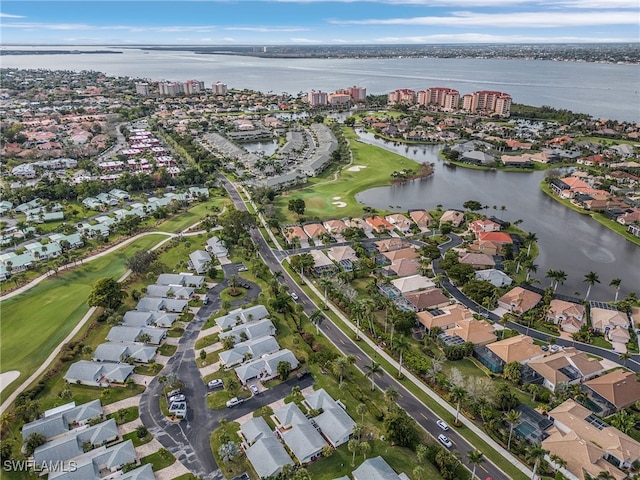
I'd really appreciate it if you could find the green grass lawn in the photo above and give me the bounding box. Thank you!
[210,421,256,479]
[0,234,167,403]
[140,448,176,471]
[155,197,230,233]
[134,363,164,376]
[274,128,420,222]
[158,343,178,356]
[107,406,139,425]
[123,430,153,447]
[194,333,220,350]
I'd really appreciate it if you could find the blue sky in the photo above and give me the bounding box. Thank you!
[1,0,639,45]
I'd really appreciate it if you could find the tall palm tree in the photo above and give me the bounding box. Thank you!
[450,386,466,423]
[524,260,538,282]
[526,444,548,480]
[553,269,567,293]
[309,309,324,335]
[364,361,381,391]
[384,386,399,404]
[393,334,409,377]
[331,356,348,384]
[583,271,601,300]
[609,278,622,302]
[506,409,522,450]
[467,450,485,480]
[549,453,567,474]
[525,232,538,256]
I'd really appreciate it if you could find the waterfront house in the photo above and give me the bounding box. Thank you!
[439,210,465,228]
[547,300,586,334]
[497,287,542,314]
[409,210,433,231]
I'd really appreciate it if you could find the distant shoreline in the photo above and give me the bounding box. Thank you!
[0,50,123,56]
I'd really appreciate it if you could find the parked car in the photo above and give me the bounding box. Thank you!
[436,419,449,431]
[290,292,299,301]
[540,345,549,351]
[169,394,186,403]
[438,434,453,448]
[550,345,560,353]
[296,369,311,380]
[250,385,259,395]
[166,389,182,399]
[226,397,243,408]
[208,379,224,389]
[238,265,248,272]
[203,297,210,305]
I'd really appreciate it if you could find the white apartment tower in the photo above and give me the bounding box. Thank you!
[212,81,228,95]
[307,90,328,107]
[135,83,150,96]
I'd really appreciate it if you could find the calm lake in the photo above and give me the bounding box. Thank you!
[354,132,639,301]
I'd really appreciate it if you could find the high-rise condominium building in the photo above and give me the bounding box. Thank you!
[464,90,512,117]
[417,87,460,112]
[308,90,329,107]
[212,81,228,95]
[135,83,150,96]
[387,89,416,105]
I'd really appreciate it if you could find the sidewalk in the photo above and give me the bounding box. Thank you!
[197,325,221,340]
[102,395,143,415]
[155,459,190,480]
[302,273,534,479]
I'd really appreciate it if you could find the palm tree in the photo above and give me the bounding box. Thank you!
[348,439,359,467]
[506,409,522,450]
[549,453,567,474]
[393,334,409,377]
[309,309,324,335]
[331,356,348,384]
[450,386,466,424]
[524,260,538,282]
[525,232,538,256]
[583,271,601,300]
[594,471,616,480]
[552,269,567,293]
[467,450,485,480]
[364,361,381,391]
[620,351,631,367]
[356,403,367,423]
[526,444,548,480]
[384,386,399,403]
[610,278,622,302]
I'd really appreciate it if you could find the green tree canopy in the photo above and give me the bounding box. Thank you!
[88,277,127,310]
[288,198,306,215]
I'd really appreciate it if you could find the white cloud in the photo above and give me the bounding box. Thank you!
[331,11,639,28]
[290,37,322,43]
[223,26,308,32]
[0,12,25,18]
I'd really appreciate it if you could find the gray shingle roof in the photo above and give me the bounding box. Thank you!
[22,400,102,441]
[246,437,294,479]
[47,439,136,480]
[352,456,403,480]
[240,417,273,445]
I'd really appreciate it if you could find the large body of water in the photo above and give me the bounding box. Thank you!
[2,46,639,122]
[354,132,639,301]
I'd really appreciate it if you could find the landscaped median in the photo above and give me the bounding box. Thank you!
[282,261,531,480]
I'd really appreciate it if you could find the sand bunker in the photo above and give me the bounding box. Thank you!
[332,196,341,200]
[0,371,20,394]
[332,201,347,208]
[347,165,367,172]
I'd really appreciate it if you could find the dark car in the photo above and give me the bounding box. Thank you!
[297,369,311,380]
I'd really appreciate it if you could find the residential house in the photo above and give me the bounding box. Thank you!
[404,288,450,312]
[352,457,407,480]
[106,326,166,345]
[304,388,356,448]
[309,249,338,276]
[497,287,542,314]
[283,226,309,246]
[374,238,408,252]
[443,318,497,346]
[93,342,157,364]
[469,218,501,235]
[303,223,329,242]
[144,284,194,300]
[82,197,103,210]
[64,361,134,387]
[417,304,473,333]
[439,210,465,228]
[215,305,269,330]
[327,245,358,271]
[33,419,119,466]
[387,258,421,277]
[391,275,435,294]
[584,370,640,416]
[245,436,294,479]
[468,239,500,255]
[234,349,299,384]
[477,231,512,248]
[547,300,586,334]
[108,188,130,201]
[590,304,629,333]
[527,348,604,392]
[22,400,103,441]
[240,417,273,446]
[382,247,419,263]
[189,250,212,274]
[206,236,228,258]
[273,403,326,464]
[459,252,495,269]
[219,336,280,368]
[323,219,347,236]
[135,297,188,313]
[155,273,204,288]
[220,318,277,344]
[385,213,413,234]
[409,210,433,231]
[474,269,513,287]
[487,335,545,366]
[365,216,395,233]
[543,399,640,479]
[78,222,110,238]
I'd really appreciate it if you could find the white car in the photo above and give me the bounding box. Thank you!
[436,419,449,431]
[169,394,185,403]
[226,397,243,408]
[250,385,259,395]
[290,292,299,301]
[238,265,248,272]
[208,379,224,389]
[438,434,453,448]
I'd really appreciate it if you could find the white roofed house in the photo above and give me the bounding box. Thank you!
[245,436,294,479]
[215,305,269,330]
[352,456,407,480]
[21,400,103,442]
[219,336,280,368]
[64,361,134,387]
[189,250,212,274]
[144,284,194,299]
[136,297,188,313]
[93,342,157,364]
[273,402,326,465]
[206,236,228,258]
[234,349,298,385]
[156,273,204,288]
[220,318,276,344]
[304,388,355,448]
[385,213,413,234]
[106,326,166,345]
